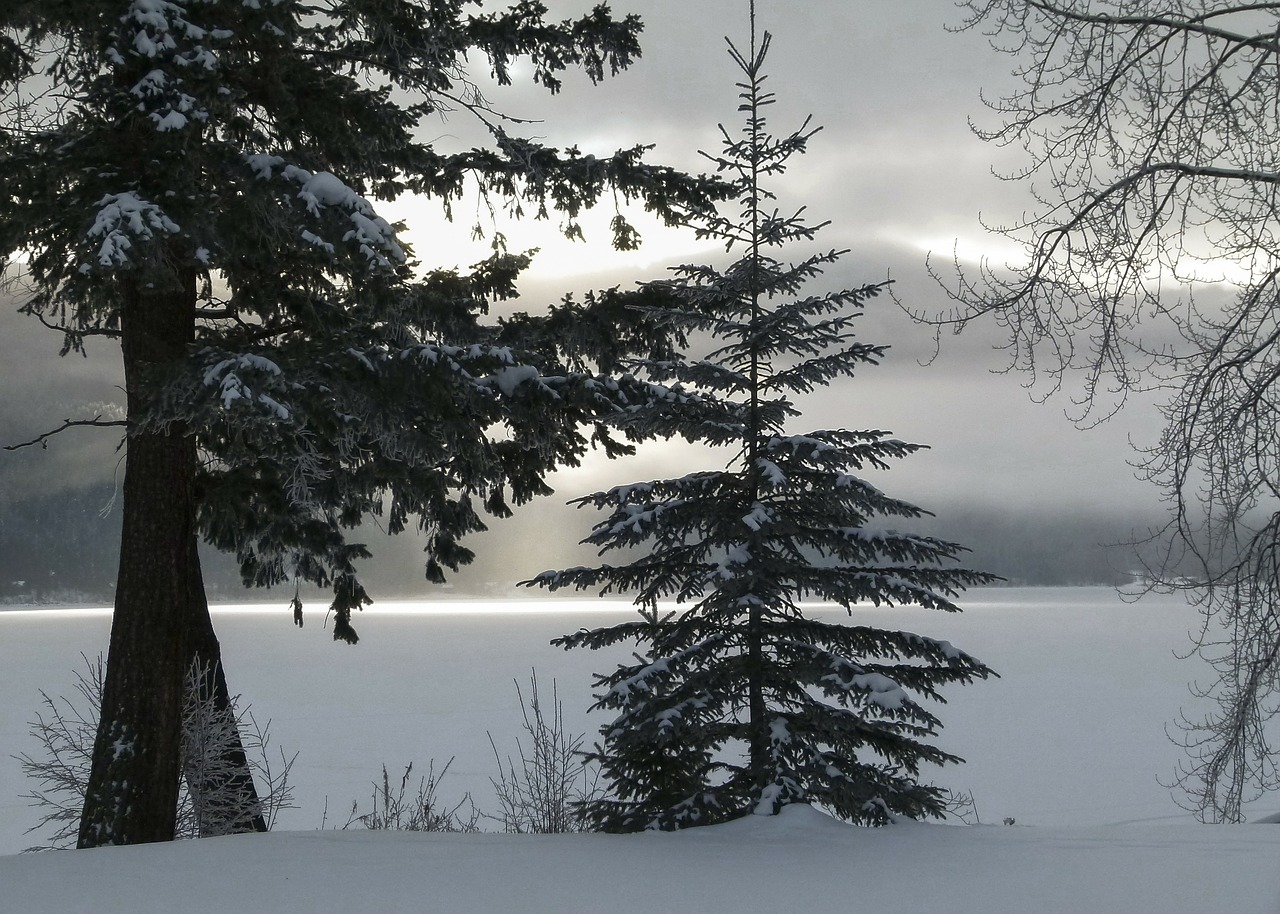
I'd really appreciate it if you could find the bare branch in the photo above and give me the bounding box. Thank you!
[26,309,121,341]
[1023,0,1280,54]
[4,416,127,452]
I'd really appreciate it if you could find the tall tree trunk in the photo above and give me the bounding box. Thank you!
[184,531,269,835]
[746,599,768,799]
[76,259,267,845]
[78,275,196,848]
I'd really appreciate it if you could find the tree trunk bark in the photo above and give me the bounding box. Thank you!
[77,432,194,845]
[747,600,769,802]
[78,275,197,848]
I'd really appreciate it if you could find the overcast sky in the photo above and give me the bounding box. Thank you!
[0,1,1170,585]
[424,0,1163,519]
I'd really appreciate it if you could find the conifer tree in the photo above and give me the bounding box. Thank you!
[529,15,997,831]
[1,0,723,846]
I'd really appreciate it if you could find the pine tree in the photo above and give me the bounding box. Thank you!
[1,0,723,846]
[528,18,997,831]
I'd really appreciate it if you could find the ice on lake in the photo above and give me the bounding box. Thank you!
[0,587,1223,854]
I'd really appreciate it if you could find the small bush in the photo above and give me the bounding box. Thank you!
[14,655,102,849]
[343,671,599,835]
[488,671,600,834]
[941,789,981,825]
[16,654,294,850]
[178,661,296,837]
[343,760,480,833]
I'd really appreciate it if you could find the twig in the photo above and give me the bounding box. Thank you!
[27,310,121,340]
[4,416,127,451]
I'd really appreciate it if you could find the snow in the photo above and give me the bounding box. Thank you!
[296,171,360,214]
[766,434,839,458]
[110,737,131,761]
[129,68,167,98]
[299,229,334,254]
[932,638,963,660]
[3,807,1278,914]
[131,26,173,59]
[244,153,282,180]
[3,589,1280,912]
[152,110,188,132]
[741,502,772,531]
[85,192,180,268]
[850,672,906,709]
[487,364,540,397]
[201,354,289,416]
[346,347,376,372]
[752,781,784,815]
[125,0,186,58]
[240,158,406,265]
[756,457,786,487]
[711,543,751,580]
[607,656,669,700]
[288,170,404,263]
[256,394,290,421]
[606,503,676,536]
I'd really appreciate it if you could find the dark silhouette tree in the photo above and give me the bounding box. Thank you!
[0,0,723,846]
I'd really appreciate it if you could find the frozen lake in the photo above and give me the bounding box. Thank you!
[0,587,1224,853]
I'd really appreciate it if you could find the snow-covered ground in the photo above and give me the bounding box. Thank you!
[3,588,1279,913]
[6,805,1280,914]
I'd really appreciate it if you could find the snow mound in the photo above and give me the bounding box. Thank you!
[701,801,853,839]
[6,820,1279,914]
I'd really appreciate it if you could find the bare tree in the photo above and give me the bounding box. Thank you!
[178,660,296,838]
[930,1,1280,821]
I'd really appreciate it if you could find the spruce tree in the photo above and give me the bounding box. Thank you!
[529,19,997,831]
[1,1,723,846]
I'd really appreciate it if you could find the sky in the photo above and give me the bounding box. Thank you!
[0,0,1172,588]
[399,0,1167,525]
[396,0,1172,560]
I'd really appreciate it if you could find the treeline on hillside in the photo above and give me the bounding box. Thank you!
[0,484,1162,603]
[926,509,1157,587]
[0,484,244,603]
[0,484,119,602]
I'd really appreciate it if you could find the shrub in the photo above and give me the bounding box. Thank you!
[343,760,480,833]
[17,654,294,850]
[488,672,600,834]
